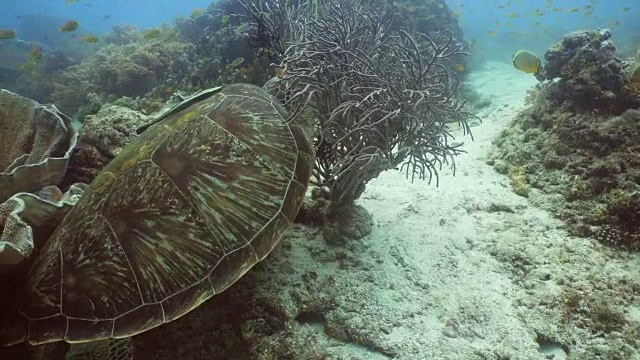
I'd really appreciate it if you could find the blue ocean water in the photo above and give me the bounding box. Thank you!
[0,0,637,70]
[447,0,638,63]
[0,0,214,80]
[2,0,211,32]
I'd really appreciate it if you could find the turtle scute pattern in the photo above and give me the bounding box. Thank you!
[2,83,314,345]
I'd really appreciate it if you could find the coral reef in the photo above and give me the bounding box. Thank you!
[0,40,48,88]
[493,104,640,249]
[11,1,271,120]
[0,184,85,273]
[175,13,217,43]
[491,30,640,250]
[245,0,476,242]
[79,104,151,159]
[170,0,271,92]
[4,0,292,122]
[40,49,77,74]
[9,24,192,118]
[383,0,463,37]
[0,89,77,201]
[0,89,84,272]
[535,28,640,113]
[51,37,191,117]
[381,0,469,73]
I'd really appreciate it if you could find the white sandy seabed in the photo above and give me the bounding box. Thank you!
[280,61,640,360]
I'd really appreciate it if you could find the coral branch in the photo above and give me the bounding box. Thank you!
[244,0,479,207]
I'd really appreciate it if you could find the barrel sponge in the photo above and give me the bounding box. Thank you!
[0,89,78,202]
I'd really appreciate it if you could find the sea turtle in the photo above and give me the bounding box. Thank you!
[1,83,314,357]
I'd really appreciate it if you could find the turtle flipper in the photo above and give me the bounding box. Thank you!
[66,338,133,360]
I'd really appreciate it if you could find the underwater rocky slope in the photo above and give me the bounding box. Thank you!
[491,28,640,251]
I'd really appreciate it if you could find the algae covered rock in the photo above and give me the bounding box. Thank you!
[535,29,638,112]
[492,93,640,249]
[79,103,150,159]
[538,29,617,80]
[623,60,640,97]
[491,29,640,248]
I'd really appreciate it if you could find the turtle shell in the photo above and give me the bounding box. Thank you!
[2,83,314,345]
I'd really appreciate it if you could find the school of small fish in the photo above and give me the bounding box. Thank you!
[1,0,635,80]
[450,0,632,40]
[0,0,177,76]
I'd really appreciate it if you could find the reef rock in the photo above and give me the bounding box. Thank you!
[623,60,640,96]
[59,144,110,190]
[536,29,639,112]
[175,13,216,42]
[79,104,151,159]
